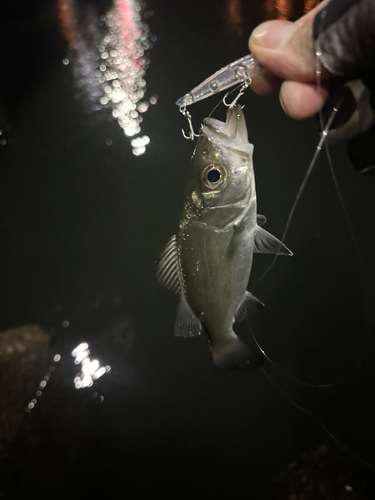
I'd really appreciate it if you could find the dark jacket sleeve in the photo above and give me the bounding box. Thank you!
[313,0,375,174]
[313,0,375,78]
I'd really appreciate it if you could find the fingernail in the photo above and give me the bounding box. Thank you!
[251,21,299,50]
[279,94,288,115]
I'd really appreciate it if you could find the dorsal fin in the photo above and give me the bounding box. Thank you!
[156,235,181,294]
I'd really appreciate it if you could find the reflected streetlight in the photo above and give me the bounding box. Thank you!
[57,0,156,155]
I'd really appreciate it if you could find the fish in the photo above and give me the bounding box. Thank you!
[157,104,292,370]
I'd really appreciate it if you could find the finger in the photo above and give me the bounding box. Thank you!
[279,80,330,119]
[250,69,282,95]
[249,21,333,82]
[250,21,317,81]
[298,0,331,24]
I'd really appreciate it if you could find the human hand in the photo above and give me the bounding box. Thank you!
[249,0,334,120]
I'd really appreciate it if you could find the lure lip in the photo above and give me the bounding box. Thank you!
[176,54,262,107]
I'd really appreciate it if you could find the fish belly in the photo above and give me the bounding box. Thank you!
[179,219,254,347]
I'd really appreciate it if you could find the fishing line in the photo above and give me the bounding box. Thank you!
[323,146,371,345]
[249,0,371,390]
[252,2,337,289]
[247,318,346,388]
[208,82,246,118]
[318,105,372,387]
[247,103,357,390]
[248,107,346,389]
[315,9,371,362]
[203,61,353,390]
[251,102,340,292]
[246,2,373,467]
[260,366,339,443]
[260,365,373,471]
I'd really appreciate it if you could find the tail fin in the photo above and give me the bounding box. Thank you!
[210,336,263,370]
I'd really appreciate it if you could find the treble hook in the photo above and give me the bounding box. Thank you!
[179,105,199,141]
[223,78,252,109]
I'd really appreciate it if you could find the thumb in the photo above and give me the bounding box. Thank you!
[249,20,326,82]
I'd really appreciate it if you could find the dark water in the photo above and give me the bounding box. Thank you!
[1,0,375,498]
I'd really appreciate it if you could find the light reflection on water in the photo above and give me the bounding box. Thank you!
[264,0,316,20]
[71,342,111,390]
[131,134,150,156]
[57,0,156,155]
[26,354,61,412]
[265,0,293,20]
[304,0,316,14]
[25,341,111,412]
[223,0,244,38]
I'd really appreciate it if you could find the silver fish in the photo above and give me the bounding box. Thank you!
[157,105,292,370]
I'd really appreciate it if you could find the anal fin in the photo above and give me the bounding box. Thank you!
[235,291,265,323]
[174,299,202,338]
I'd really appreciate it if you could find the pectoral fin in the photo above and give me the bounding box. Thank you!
[254,226,293,256]
[235,291,265,323]
[174,299,202,337]
[235,214,267,232]
[156,235,181,293]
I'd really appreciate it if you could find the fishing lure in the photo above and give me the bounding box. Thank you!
[175,54,261,107]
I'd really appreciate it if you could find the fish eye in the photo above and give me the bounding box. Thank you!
[207,169,220,182]
[202,164,225,190]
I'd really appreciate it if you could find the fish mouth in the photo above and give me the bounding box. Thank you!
[201,104,253,155]
[202,188,250,207]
